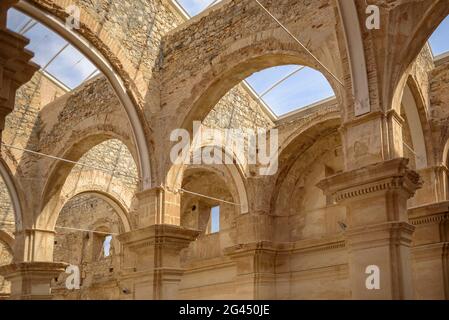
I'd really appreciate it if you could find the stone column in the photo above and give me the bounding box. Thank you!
[118,225,199,300]
[0,229,67,299]
[341,110,405,170]
[0,2,39,136]
[225,242,276,300]
[134,187,181,227]
[0,262,67,300]
[318,158,422,299]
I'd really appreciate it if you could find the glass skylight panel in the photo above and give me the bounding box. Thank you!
[24,23,68,68]
[245,65,300,94]
[45,45,97,89]
[175,0,221,17]
[7,8,98,90]
[210,206,220,234]
[429,16,449,57]
[6,8,29,32]
[245,65,335,117]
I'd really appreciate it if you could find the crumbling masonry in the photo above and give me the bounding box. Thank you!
[0,0,449,300]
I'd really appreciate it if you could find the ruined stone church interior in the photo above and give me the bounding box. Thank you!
[0,0,449,300]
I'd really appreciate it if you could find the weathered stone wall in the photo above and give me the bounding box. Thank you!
[429,60,449,164]
[0,240,12,297]
[28,0,185,110]
[2,0,449,301]
[160,0,343,131]
[203,83,273,130]
[0,71,67,234]
[0,179,14,236]
[70,138,138,191]
[52,193,123,300]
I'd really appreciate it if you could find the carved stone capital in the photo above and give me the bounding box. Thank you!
[117,225,199,299]
[0,262,67,300]
[118,224,200,252]
[317,158,422,203]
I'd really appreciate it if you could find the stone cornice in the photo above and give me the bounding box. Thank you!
[408,201,449,226]
[225,237,346,258]
[0,261,67,277]
[317,158,422,203]
[118,224,200,251]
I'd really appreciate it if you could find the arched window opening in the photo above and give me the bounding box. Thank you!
[103,235,113,258]
[52,193,126,299]
[180,169,236,236]
[208,206,220,234]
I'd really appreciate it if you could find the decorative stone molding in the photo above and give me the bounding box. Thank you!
[409,201,449,226]
[317,158,422,203]
[118,224,200,253]
[411,212,449,226]
[117,224,199,300]
[0,261,67,300]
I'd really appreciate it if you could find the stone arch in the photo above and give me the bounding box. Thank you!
[179,165,240,239]
[270,116,342,215]
[389,2,449,115]
[161,0,347,131]
[336,0,371,117]
[38,135,138,231]
[0,230,14,250]
[168,143,249,215]
[58,190,131,233]
[179,50,342,132]
[15,0,152,188]
[399,77,432,169]
[271,117,344,242]
[443,140,449,166]
[0,158,24,231]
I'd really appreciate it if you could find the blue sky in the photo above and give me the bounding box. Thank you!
[210,206,220,233]
[7,9,97,89]
[246,65,335,116]
[176,0,221,17]
[7,4,449,116]
[429,16,449,56]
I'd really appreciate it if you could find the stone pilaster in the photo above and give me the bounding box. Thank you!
[234,214,274,244]
[13,229,57,262]
[135,187,181,227]
[117,225,199,300]
[409,201,449,299]
[225,241,276,300]
[318,158,422,299]
[0,262,67,300]
[341,110,405,171]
